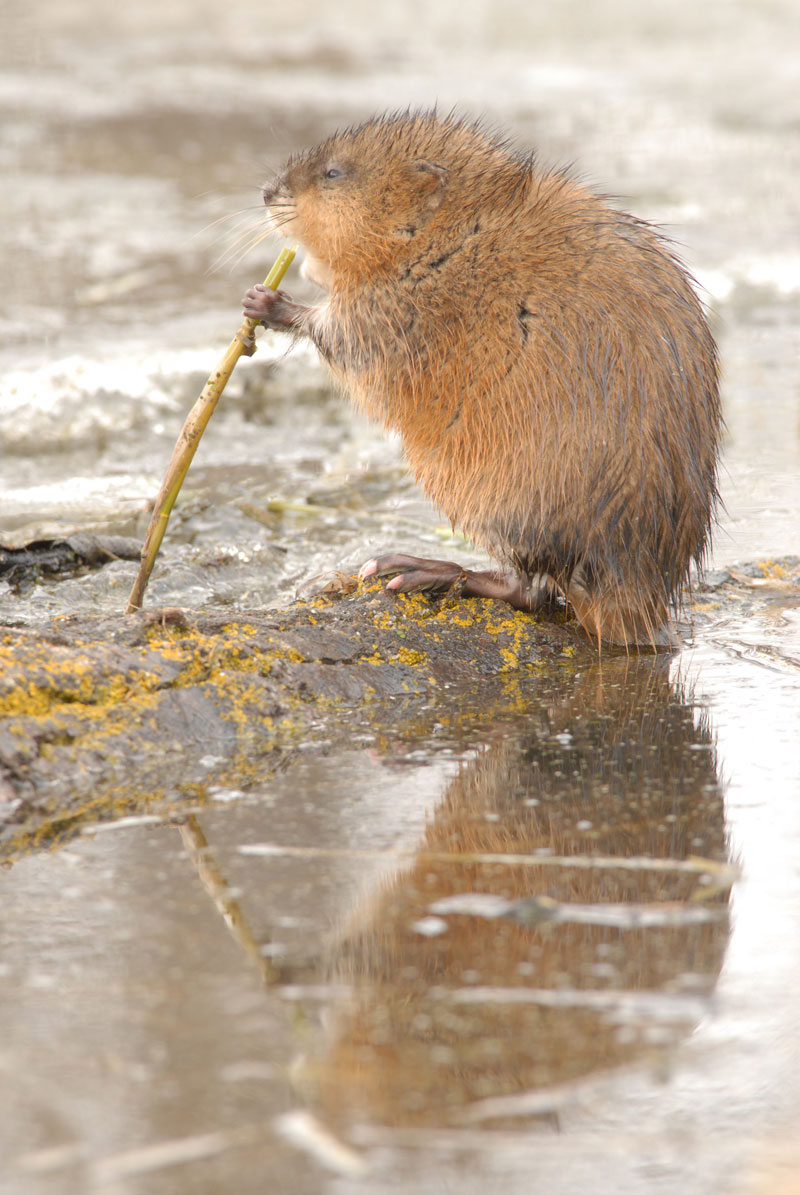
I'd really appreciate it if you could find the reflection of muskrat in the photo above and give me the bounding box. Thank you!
[303,658,730,1129]
[243,111,721,647]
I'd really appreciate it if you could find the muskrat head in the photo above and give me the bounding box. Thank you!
[261,114,465,281]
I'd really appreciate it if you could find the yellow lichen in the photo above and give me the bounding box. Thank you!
[757,559,787,579]
[499,648,519,671]
[396,646,427,667]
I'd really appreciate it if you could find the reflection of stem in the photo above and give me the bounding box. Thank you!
[238,842,738,891]
[178,814,280,986]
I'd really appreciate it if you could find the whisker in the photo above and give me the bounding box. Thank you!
[195,213,266,254]
[197,206,264,235]
[211,224,285,274]
[205,216,265,269]
[205,219,266,265]
[227,227,285,272]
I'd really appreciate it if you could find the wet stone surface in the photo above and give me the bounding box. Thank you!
[0,580,589,851]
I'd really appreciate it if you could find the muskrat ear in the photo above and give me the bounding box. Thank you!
[412,159,448,210]
[414,159,448,177]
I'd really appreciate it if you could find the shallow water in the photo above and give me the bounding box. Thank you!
[1,0,800,1192]
[2,641,799,1194]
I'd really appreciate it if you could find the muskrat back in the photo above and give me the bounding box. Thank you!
[243,110,721,647]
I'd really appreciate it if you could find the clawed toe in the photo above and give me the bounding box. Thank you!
[360,553,466,595]
[386,568,466,595]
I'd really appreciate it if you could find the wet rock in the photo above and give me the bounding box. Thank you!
[0,578,586,855]
[1,561,798,859]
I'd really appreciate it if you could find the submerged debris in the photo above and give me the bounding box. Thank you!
[0,534,142,592]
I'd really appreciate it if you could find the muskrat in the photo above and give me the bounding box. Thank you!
[242,110,721,647]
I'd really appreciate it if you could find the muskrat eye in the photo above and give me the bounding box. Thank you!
[324,165,344,181]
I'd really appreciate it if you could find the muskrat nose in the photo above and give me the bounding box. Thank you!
[262,172,288,206]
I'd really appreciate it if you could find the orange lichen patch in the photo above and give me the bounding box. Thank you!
[727,559,800,591]
[756,559,788,578]
[395,646,427,667]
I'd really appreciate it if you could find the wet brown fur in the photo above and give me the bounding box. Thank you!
[259,110,721,647]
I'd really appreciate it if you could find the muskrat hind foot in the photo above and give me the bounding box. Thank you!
[361,553,466,594]
[361,554,540,609]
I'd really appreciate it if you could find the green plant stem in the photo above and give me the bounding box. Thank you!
[125,244,297,614]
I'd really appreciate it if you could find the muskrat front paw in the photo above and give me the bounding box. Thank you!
[241,284,299,330]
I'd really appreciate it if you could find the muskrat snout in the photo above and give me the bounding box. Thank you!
[262,170,293,205]
[261,179,278,206]
[261,173,296,235]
